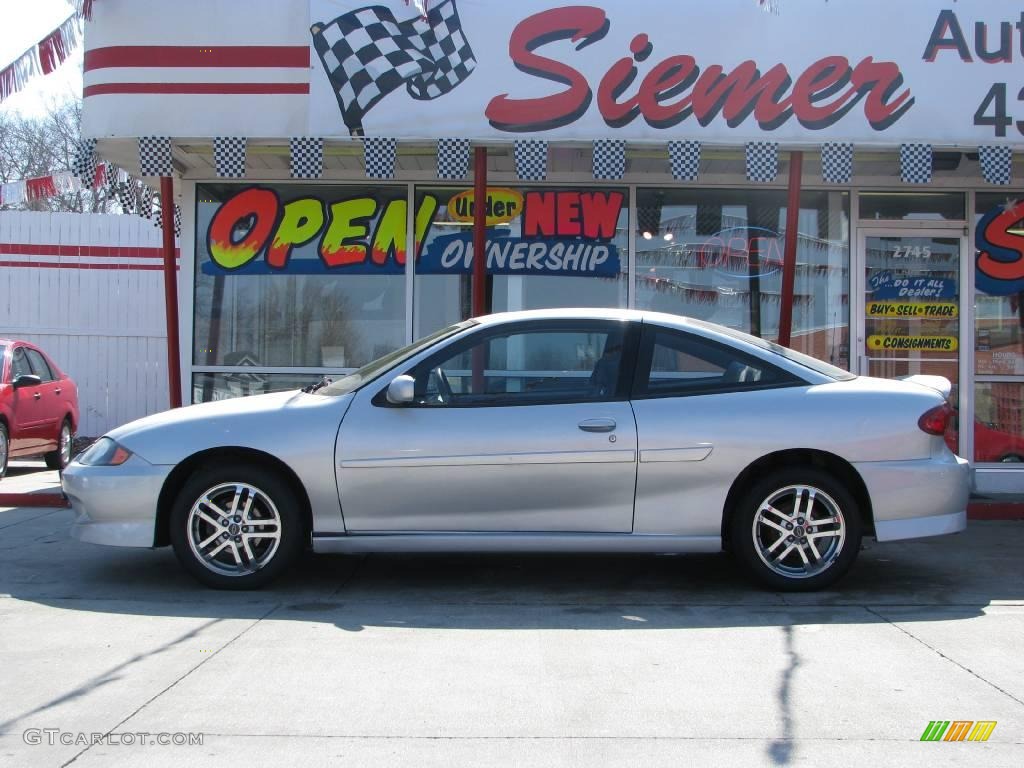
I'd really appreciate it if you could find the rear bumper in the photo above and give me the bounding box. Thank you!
[62,455,169,548]
[853,454,970,542]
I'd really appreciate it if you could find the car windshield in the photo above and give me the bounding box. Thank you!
[318,321,475,396]
[685,319,857,382]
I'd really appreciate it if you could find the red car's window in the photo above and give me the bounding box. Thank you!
[25,349,55,382]
[11,348,32,379]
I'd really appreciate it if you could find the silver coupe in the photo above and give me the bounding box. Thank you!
[64,309,969,590]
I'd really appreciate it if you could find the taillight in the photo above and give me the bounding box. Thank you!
[919,403,953,435]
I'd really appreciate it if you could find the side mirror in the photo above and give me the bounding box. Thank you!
[12,374,42,389]
[386,375,416,405]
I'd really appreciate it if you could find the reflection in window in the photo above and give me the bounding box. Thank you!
[635,189,850,369]
[975,193,1024,376]
[412,326,623,406]
[414,187,629,336]
[971,383,1024,463]
[194,183,408,372]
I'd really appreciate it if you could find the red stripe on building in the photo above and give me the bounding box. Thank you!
[0,243,178,259]
[84,46,310,71]
[0,261,178,271]
[84,82,309,97]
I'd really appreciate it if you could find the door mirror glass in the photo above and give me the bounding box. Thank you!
[386,375,416,405]
[12,374,42,389]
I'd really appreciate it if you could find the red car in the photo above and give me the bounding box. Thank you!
[0,340,79,479]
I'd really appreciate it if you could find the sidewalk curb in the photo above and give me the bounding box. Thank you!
[967,502,1024,521]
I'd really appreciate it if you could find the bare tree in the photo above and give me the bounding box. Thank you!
[0,98,121,214]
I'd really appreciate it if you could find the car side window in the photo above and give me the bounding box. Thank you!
[406,322,629,407]
[635,327,798,398]
[11,348,32,380]
[25,349,55,382]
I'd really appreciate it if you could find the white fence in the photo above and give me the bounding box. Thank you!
[0,211,176,437]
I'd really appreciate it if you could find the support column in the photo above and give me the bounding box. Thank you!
[160,176,182,409]
[778,151,803,348]
[472,146,488,318]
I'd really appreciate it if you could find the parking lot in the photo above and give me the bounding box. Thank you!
[0,463,1021,767]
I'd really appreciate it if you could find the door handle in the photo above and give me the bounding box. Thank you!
[578,418,616,433]
[54,388,62,395]
[33,392,41,400]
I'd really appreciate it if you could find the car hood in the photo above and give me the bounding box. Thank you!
[106,390,354,464]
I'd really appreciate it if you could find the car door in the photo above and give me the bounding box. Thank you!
[24,348,61,450]
[629,324,805,537]
[337,319,640,533]
[7,346,48,453]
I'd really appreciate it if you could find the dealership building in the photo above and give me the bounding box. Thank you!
[80,0,1024,493]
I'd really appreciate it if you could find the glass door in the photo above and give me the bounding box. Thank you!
[856,230,966,450]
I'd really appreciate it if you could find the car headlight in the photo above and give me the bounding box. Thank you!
[77,437,133,466]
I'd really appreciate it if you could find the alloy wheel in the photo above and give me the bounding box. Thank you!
[186,482,282,576]
[59,424,72,466]
[751,484,846,580]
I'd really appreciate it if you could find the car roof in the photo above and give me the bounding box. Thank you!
[473,308,690,326]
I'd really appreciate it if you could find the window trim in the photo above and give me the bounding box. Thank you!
[373,319,642,409]
[630,324,805,401]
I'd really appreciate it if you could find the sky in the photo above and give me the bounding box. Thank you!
[0,0,85,116]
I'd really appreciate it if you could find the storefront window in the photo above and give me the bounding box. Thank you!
[973,193,1024,463]
[635,188,850,368]
[413,186,628,336]
[192,372,325,403]
[860,192,965,221]
[194,183,407,373]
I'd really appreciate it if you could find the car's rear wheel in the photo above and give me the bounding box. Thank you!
[170,464,305,589]
[44,420,73,471]
[731,468,862,591]
[0,422,9,480]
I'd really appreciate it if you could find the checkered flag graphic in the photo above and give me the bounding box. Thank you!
[312,0,476,135]
[979,145,1013,186]
[139,185,154,220]
[174,204,182,237]
[73,139,97,187]
[668,141,701,181]
[437,137,470,179]
[900,143,932,184]
[365,137,398,179]
[290,137,324,179]
[116,181,136,216]
[746,142,779,182]
[594,139,626,180]
[821,142,854,184]
[214,137,247,178]
[514,140,548,181]
[139,137,172,177]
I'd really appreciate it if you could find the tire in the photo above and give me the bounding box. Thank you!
[44,419,73,471]
[0,422,9,481]
[999,454,1024,464]
[731,467,863,592]
[169,463,305,589]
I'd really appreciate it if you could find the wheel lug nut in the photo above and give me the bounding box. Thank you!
[233,516,241,523]
[220,519,228,526]
[243,526,250,533]
[787,535,795,542]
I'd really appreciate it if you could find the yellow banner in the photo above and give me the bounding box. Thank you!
[867,335,959,352]
[867,301,958,318]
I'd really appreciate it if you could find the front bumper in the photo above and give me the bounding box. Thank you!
[853,453,970,542]
[62,454,171,548]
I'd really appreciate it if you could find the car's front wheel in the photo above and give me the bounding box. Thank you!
[731,468,862,591]
[170,464,305,589]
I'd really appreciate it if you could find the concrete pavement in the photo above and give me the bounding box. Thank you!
[0,465,1022,767]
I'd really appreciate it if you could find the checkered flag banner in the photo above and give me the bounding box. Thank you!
[900,143,932,184]
[437,137,470,179]
[312,0,476,136]
[746,141,779,182]
[594,139,626,180]
[514,140,548,181]
[116,181,136,216]
[979,145,1013,185]
[139,137,172,177]
[290,137,324,179]
[668,140,701,181]
[72,138,97,187]
[821,142,854,184]
[139,185,154,220]
[214,137,247,178]
[365,137,398,179]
